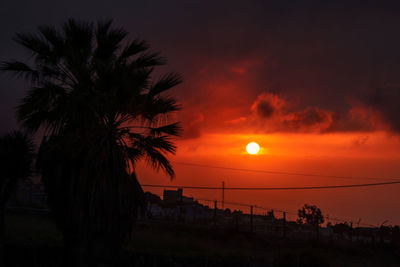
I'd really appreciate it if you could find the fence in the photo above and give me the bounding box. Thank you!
[7,181,400,246]
[144,196,400,246]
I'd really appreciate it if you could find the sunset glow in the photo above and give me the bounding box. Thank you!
[4,3,400,258]
[138,132,400,225]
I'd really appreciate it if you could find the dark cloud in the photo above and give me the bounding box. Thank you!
[255,100,275,118]
[2,0,400,136]
[247,92,386,133]
[249,93,334,132]
[297,108,326,126]
[251,93,285,118]
[367,85,400,132]
[282,107,331,130]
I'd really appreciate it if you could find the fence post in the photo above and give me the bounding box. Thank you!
[350,221,353,242]
[250,205,254,232]
[265,211,268,234]
[179,189,183,222]
[271,209,274,236]
[283,212,287,238]
[214,200,217,226]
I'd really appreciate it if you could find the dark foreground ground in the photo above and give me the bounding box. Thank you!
[4,212,400,266]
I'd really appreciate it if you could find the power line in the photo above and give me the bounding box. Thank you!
[174,161,400,181]
[141,181,400,190]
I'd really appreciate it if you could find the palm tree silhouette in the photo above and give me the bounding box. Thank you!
[0,131,34,264]
[1,19,181,265]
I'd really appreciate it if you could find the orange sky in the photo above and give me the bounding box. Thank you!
[137,132,400,226]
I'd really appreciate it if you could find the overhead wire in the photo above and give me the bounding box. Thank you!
[174,161,400,181]
[141,181,400,190]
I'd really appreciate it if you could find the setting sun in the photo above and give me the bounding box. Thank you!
[246,142,260,154]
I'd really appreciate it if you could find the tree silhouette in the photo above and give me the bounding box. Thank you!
[1,19,181,265]
[297,204,324,240]
[0,131,34,264]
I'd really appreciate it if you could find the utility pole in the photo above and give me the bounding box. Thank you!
[380,220,389,245]
[222,181,225,210]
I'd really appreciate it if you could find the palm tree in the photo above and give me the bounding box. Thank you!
[0,131,35,263]
[1,19,181,265]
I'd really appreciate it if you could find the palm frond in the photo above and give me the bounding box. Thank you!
[38,25,64,48]
[0,61,39,82]
[38,64,62,79]
[142,96,181,120]
[150,122,181,137]
[17,82,67,132]
[37,25,65,65]
[62,19,93,63]
[126,133,176,178]
[118,39,149,62]
[149,73,182,96]
[145,148,175,178]
[146,136,176,153]
[13,32,52,58]
[125,147,144,163]
[132,52,166,68]
[129,134,175,178]
[94,19,127,61]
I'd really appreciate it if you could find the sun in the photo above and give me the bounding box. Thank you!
[246,142,260,155]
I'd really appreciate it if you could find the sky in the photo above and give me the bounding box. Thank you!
[2,0,400,225]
